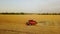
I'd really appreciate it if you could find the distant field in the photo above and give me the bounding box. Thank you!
[0,15,60,34]
[0,13,60,15]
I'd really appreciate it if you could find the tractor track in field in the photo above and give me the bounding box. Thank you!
[0,29,35,34]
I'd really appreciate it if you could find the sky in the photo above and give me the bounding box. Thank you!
[0,0,60,13]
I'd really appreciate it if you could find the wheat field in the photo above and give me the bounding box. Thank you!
[0,15,60,34]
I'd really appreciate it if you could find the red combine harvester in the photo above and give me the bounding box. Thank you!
[26,20,37,25]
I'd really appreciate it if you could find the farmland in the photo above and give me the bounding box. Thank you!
[0,15,60,34]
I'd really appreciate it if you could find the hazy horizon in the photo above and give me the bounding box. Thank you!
[0,0,60,13]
